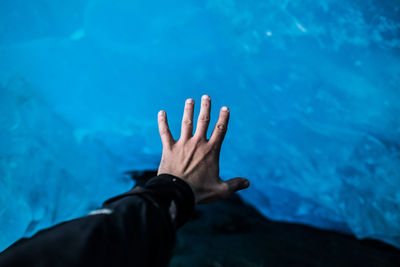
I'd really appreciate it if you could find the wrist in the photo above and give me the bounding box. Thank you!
[148,174,196,227]
[183,180,199,204]
[158,171,199,204]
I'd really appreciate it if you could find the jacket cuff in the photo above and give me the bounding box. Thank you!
[103,174,195,228]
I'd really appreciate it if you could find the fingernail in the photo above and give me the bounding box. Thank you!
[243,180,250,188]
[202,95,210,100]
[221,106,229,112]
[186,99,193,104]
[158,110,165,115]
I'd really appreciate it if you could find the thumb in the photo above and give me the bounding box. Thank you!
[224,177,250,194]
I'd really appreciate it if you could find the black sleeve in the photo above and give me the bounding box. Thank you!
[0,174,195,267]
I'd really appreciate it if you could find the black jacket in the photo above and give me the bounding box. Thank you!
[0,174,195,267]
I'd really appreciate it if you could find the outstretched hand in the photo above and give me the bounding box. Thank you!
[157,95,249,204]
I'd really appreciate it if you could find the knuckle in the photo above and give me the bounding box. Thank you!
[209,144,219,153]
[209,143,220,153]
[180,138,189,145]
[216,123,226,131]
[200,114,210,122]
[183,118,192,126]
[193,135,205,144]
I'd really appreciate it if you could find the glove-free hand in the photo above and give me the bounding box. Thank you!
[157,95,249,204]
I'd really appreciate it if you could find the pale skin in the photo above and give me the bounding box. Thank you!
[157,95,250,204]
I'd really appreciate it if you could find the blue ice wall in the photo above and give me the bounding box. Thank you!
[1,0,400,250]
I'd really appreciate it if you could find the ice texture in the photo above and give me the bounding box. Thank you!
[0,79,131,251]
[1,0,400,250]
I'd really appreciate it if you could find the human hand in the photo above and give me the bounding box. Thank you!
[157,95,250,204]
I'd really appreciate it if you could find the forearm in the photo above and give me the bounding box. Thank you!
[0,174,195,267]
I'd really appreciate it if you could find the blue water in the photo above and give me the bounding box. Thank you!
[1,0,399,251]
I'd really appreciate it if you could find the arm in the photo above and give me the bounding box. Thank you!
[0,174,194,267]
[0,95,249,267]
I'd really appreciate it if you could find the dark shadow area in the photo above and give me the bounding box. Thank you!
[128,171,400,267]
